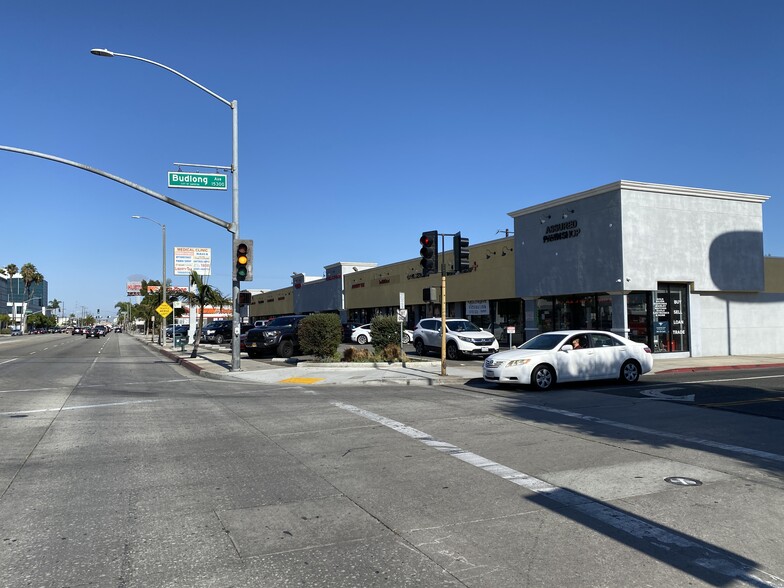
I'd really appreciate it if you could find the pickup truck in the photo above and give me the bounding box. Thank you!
[244,315,306,358]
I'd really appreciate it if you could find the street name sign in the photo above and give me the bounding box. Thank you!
[167,172,227,190]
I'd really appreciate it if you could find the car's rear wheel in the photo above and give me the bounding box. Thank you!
[357,334,368,345]
[531,365,555,391]
[278,339,294,358]
[620,360,641,384]
[402,332,411,344]
[414,339,426,356]
[446,342,460,360]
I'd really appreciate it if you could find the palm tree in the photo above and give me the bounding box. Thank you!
[3,263,18,329]
[20,263,43,333]
[177,271,225,358]
[49,299,61,326]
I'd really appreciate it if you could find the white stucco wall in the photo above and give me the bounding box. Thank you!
[697,293,784,356]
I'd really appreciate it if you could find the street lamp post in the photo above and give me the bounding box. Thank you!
[132,216,167,348]
[91,48,242,371]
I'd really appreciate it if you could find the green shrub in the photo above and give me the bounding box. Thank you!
[370,315,401,352]
[298,313,342,359]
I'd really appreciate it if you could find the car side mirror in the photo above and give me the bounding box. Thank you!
[561,344,574,352]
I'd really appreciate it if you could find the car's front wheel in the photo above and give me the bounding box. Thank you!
[214,334,224,345]
[277,339,294,358]
[446,342,460,360]
[531,365,555,391]
[620,360,641,384]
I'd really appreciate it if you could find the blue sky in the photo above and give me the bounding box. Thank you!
[3,1,784,319]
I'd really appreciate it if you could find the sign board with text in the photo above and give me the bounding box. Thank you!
[174,247,212,276]
[167,172,227,190]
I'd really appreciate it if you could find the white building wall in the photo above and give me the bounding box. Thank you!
[697,293,784,356]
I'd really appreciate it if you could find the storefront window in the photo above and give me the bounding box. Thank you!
[654,284,689,353]
[536,298,553,332]
[627,292,651,345]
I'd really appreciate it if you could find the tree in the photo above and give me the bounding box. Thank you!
[4,263,19,328]
[49,299,61,325]
[175,271,225,358]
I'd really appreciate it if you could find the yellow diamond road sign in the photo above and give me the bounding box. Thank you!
[156,302,173,318]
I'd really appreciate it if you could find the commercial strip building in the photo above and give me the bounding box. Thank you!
[247,180,784,357]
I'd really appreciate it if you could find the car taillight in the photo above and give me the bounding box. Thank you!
[643,346,652,353]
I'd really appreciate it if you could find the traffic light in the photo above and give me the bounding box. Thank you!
[423,287,437,302]
[234,239,253,281]
[453,232,470,273]
[419,230,438,276]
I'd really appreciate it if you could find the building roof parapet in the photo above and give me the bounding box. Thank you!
[508,180,770,218]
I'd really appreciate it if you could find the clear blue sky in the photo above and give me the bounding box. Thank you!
[3,1,784,320]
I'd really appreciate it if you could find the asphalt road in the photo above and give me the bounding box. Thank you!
[1,333,783,587]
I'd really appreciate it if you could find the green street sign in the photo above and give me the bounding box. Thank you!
[167,171,227,190]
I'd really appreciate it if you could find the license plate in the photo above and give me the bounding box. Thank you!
[481,347,489,352]
[247,342,256,348]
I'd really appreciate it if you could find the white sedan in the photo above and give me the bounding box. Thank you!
[483,330,653,390]
[351,324,414,345]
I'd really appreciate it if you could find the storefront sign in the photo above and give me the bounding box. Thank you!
[543,220,581,243]
[466,300,490,315]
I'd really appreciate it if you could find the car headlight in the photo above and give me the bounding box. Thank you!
[506,358,531,367]
[266,330,281,338]
[457,335,473,343]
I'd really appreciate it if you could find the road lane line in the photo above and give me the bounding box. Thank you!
[0,399,158,416]
[332,401,784,587]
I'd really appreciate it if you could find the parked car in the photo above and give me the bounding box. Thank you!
[202,320,233,344]
[350,323,414,345]
[11,328,22,336]
[413,318,499,360]
[166,325,188,338]
[239,323,255,353]
[244,314,306,359]
[350,324,373,345]
[483,330,653,391]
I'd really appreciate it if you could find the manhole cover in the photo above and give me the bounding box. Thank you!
[664,476,703,486]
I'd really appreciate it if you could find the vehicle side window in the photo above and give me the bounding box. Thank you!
[590,334,619,348]
[421,320,436,330]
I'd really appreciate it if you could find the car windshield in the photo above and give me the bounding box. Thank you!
[446,320,481,332]
[266,316,297,327]
[517,333,569,350]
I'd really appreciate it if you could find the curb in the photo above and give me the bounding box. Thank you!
[655,362,784,374]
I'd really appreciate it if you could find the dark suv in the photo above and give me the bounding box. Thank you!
[244,315,306,359]
[202,320,233,344]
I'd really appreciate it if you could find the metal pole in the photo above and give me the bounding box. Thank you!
[162,223,167,348]
[441,273,447,376]
[230,100,241,372]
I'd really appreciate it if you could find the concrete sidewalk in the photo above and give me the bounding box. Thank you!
[136,334,784,387]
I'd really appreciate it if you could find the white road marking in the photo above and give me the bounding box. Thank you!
[0,358,18,365]
[639,389,695,402]
[333,402,784,587]
[690,375,784,384]
[1,399,158,416]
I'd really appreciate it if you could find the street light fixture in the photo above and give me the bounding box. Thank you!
[92,48,241,370]
[132,215,167,348]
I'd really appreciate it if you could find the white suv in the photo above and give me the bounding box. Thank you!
[413,318,499,360]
